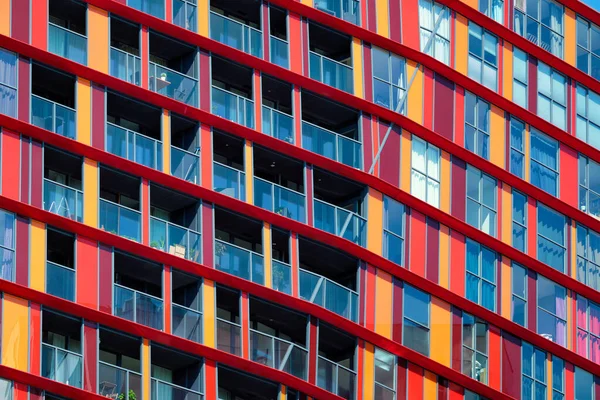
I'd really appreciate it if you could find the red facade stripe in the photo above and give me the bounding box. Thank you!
[29,303,41,375]
[17,58,30,123]
[91,83,105,150]
[426,218,439,284]
[83,321,98,392]
[30,140,42,208]
[20,138,29,204]
[77,236,99,309]
[501,332,522,399]
[98,243,112,314]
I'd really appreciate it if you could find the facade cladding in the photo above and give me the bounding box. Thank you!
[2,0,600,399]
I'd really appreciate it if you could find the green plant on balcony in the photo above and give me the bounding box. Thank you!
[117,390,137,400]
[275,206,292,218]
[150,238,165,250]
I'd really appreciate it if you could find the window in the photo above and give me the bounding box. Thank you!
[466,165,497,236]
[579,155,600,218]
[552,356,565,400]
[576,224,600,291]
[512,190,527,253]
[513,48,528,108]
[0,379,10,400]
[537,63,566,130]
[530,129,559,196]
[372,47,407,113]
[576,17,600,82]
[510,118,526,178]
[537,203,566,273]
[576,85,600,149]
[537,275,566,346]
[374,348,396,400]
[418,0,450,64]
[576,296,600,363]
[403,284,430,356]
[466,239,497,312]
[0,48,17,118]
[383,196,405,266]
[173,0,197,32]
[465,391,488,400]
[468,23,499,91]
[521,342,547,400]
[0,209,15,282]
[465,92,491,160]
[462,313,488,383]
[411,137,440,208]
[479,0,503,23]
[575,367,594,400]
[512,263,527,327]
[514,0,564,58]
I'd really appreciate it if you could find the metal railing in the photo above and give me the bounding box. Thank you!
[317,355,356,399]
[214,239,264,284]
[110,47,141,86]
[210,12,262,58]
[309,51,353,93]
[212,86,255,128]
[216,318,242,356]
[43,179,83,222]
[272,259,292,295]
[99,199,142,242]
[149,62,198,107]
[313,199,366,247]
[98,361,142,400]
[114,283,164,330]
[31,94,76,139]
[151,377,203,400]
[254,177,306,223]
[46,261,75,302]
[270,36,289,68]
[173,0,197,32]
[106,122,163,170]
[299,268,358,322]
[127,0,165,19]
[213,161,246,201]
[172,303,202,343]
[301,121,362,169]
[314,0,360,25]
[262,105,294,143]
[48,23,87,65]
[171,146,200,184]
[41,343,83,388]
[149,216,201,263]
[249,329,308,380]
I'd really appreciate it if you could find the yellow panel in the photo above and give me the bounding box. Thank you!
[77,78,91,146]
[424,371,437,399]
[352,38,364,99]
[439,225,450,289]
[455,15,469,76]
[376,0,390,38]
[490,105,505,168]
[264,223,272,289]
[198,0,209,37]
[430,297,451,366]
[366,188,383,255]
[0,0,9,36]
[571,222,577,279]
[88,6,109,73]
[459,0,478,10]
[203,279,216,347]
[162,110,171,175]
[501,183,512,245]
[142,339,150,400]
[501,256,512,320]
[2,295,29,371]
[440,151,451,213]
[301,0,311,4]
[400,131,411,192]
[363,343,375,400]
[503,43,513,102]
[245,140,253,205]
[280,386,287,400]
[564,9,576,67]
[30,220,46,292]
[524,125,530,182]
[406,61,423,124]
[83,158,98,228]
[375,270,393,339]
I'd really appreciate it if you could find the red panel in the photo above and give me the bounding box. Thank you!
[404,209,411,267]
[366,0,376,32]
[98,244,112,314]
[31,0,47,50]
[20,139,29,204]
[201,202,214,268]
[379,122,401,187]
[83,322,97,392]
[389,0,401,42]
[362,114,373,172]
[29,303,41,375]
[489,325,501,390]
[11,0,29,42]
[77,236,99,309]
[449,382,464,400]
[142,179,149,245]
[199,50,211,112]
[261,4,269,61]
[426,218,439,283]
[2,129,20,200]
[451,307,462,372]
[409,210,426,278]
[527,197,537,259]
[205,359,217,399]
[397,358,407,400]
[407,363,424,398]
[288,13,303,75]
[450,231,465,300]
[451,158,466,221]
[200,124,212,189]
[305,165,314,226]
[301,20,309,77]
[438,378,448,400]
[165,0,172,23]
[30,141,42,208]
[29,388,43,400]
[501,332,521,399]
[91,83,105,150]
[434,74,455,141]
[454,87,465,146]
[365,264,376,331]
[291,232,299,298]
[392,278,403,343]
[308,316,317,385]
[566,362,574,400]
[15,216,28,286]
[164,266,171,334]
[528,57,538,114]
[559,145,578,208]
[423,68,434,131]
[17,58,30,123]
[13,383,27,400]
[527,270,537,333]
[293,86,302,146]
[241,292,249,359]
[141,26,149,90]
[363,45,373,103]
[401,0,420,50]
[358,263,366,326]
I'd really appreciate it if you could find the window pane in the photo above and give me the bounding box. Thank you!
[404,284,430,327]
[513,263,527,298]
[538,205,565,244]
[374,348,395,389]
[384,196,404,236]
[373,47,389,81]
[575,367,593,400]
[404,318,430,355]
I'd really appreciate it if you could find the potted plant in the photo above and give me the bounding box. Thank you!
[117,390,137,400]
[160,72,167,81]
[275,206,292,218]
[150,238,165,250]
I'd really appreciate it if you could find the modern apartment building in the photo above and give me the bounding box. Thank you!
[0,0,599,399]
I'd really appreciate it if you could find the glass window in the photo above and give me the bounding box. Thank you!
[374,348,396,400]
[462,313,488,383]
[575,367,594,400]
[0,48,17,118]
[537,203,566,273]
[537,63,566,130]
[576,85,600,150]
[513,48,528,108]
[0,209,15,282]
[576,295,600,363]
[466,165,497,236]
[479,0,504,23]
[576,17,600,82]
[552,356,565,400]
[468,23,499,90]
[383,196,405,266]
[465,92,491,160]
[513,190,527,253]
[510,118,526,178]
[530,129,559,196]
[372,47,407,113]
[0,379,11,400]
[466,239,497,312]
[514,0,564,58]
[521,342,547,400]
[579,154,600,219]
[465,390,488,400]
[418,0,450,64]
[576,224,600,291]
[512,262,527,327]
[411,137,440,208]
[537,275,567,346]
[403,284,430,356]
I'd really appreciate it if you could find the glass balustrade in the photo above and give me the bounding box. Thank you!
[262,106,294,144]
[106,122,163,170]
[110,47,141,86]
[171,146,200,184]
[299,268,358,322]
[216,318,241,356]
[150,216,201,263]
[254,177,306,223]
[114,284,164,330]
[272,260,292,295]
[270,36,289,69]
[309,51,353,93]
[31,94,76,139]
[48,23,87,65]
[98,361,142,400]
[151,378,203,400]
[210,12,262,58]
[314,0,360,24]
[149,62,198,107]
[43,179,83,222]
[46,261,75,301]
[301,121,361,169]
[172,303,202,343]
[249,329,308,380]
[213,162,246,201]
[100,199,142,242]
[42,343,83,388]
[173,0,197,32]
[214,239,264,284]
[211,86,255,128]
[127,0,165,19]
[313,199,366,247]
[317,356,356,399]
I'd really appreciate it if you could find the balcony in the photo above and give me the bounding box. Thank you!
[212,56,254,128]
[218,366,281,400]
[171,113,200,184]
[42,344,83,388]
[212,86,255,127]
[262,75,294,143]
[150,345,203,399]
[98,327,142,400]
[315,0,360,25]
[48,0,87,65]
[46,261,75,301]
[99,167,142,242]
[214,162,246,200]
[151,379,202,400]
[309,53,353,94]
[43,146,83,222]
[100,200,141,242]
[110,16,141,86]
[318,356,356,399]
[269,6,289,69]
[300,268,358,322]
[99,362,142,400]
[314,199,366,246]
[173,0,197,32]
[172,269,202,343]
[210,0,262,58]
[114,284,164,330]
[308,23,353,93]
[215,240,264,283]
[217,285,242,356]
[213,130,246,200]
[107,123,163,169]
[44,180,82,221]
[317,323,356,399]
[255,177,306,221]
[303,121,361,169]
[150,218,201,261]
[262,106,293,142]
[31,95,76,139]
[46,228,75,301]
[42,309,83,389]
[127,0,164,19]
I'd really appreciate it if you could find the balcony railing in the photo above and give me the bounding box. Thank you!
[110,47,141,86]
[299,268,358,322]
[309,51,353,93]
[250,329,308,380]
[31,94,76,139]
[272,260,292,295]
[216,318,241,356]
[213,162,246,201]
[98,361,142,400]
[171,146,200,184]
[173,0,197,32]
[127,0,165,19]
[314,199,366,247]
[210,12,262,58]
[99,199,142,242]
[212,86,255,128]
[42,343,83,388]
[114,283,164,330]
[106,122,163,170]
[151,378,203,400]
[150,216,201,263]
[315,0,360,25]
[215,239,264,284]
[270,36,289,69]
[149,62,198,107]
[302,121,361,169]
[46,261,75,302]
[43,179,83,222]
[254,177,306,223]
[172,303,202,343]
[317,355,356,399]
[262,105,294,144]
[48,23,87,65]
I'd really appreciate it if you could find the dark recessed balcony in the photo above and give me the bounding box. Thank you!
[262,75,294,144]
[308,22,353,93]
[110,16,141,86]
[213,130,246,201]
[48,0,87,65]
[43,146,83,222]
[98,328,142,399]
[150,346,203,399]
[210,0,262,58]
[99,167,141,242]
[46,228,75,302]
[211,56,255,128]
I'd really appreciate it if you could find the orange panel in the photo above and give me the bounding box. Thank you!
[375,270,393,339]
[1,129,20,200]
[2,294,29,371]
[88,6,109,73]
[431,297,452,366]
[366,188,383,255]
[490,105,505,168]
[0,0,8,36]
[424,371,437,399]
[406,62,423,124]
[455,15,469,76]
[564,9,576,67]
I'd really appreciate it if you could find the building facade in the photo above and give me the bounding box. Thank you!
[0,0,599,399]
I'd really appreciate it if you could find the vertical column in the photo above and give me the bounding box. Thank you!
[352,39,364,99]
[88,6,109,74]
[300,20,309,77]
[30,220,46,293]
[290,232,299,297]
[366,188,382,256]
[18,58,30,123]
[142,178,150,246]
[363,46,373,103]
[279,386,287,400]
[407,364,424,398]
[527,58,538,114]
[490,105,505,168]
[527,197,537,259]
[83,158,99,228]
[83,321,98,392]
[9,0,29,45]
[374,270,393,339]
[406,62,423,124]
[501,183,512,244]
[288,13,303,75]
[263,223,272,289]
[305,165,313,226]
[454,87,465,146]
[241,292,250,359]
[439,225,450,289]
[98,244,113,314]
[142,339,151,400]
[15,216,29,286]
[401,0,419,50]
[363,343,375,400]
[451,158,466,220]
[501,256,512,320]
[262,3,270,62]
[307,316,318,385]
[564,8,577,67]
[77,78,92,145]
[440,151,451,213]
[400,131,411,193]
[199,51,211,112]
[365,265,376,331]
[31,140,43,208]
[409,211,426,277]
[426,218,440,283]
[141,27,150,90]
[254,71,262,131]
[200,124,213,189]
[77,237,99,310]
[489,326,501,390]
[29,303,41,375]
[424,371,437,399]
[245,140,253,205]
[162,110,171,175]
[20,138,30,204]
[389,0,401,42]
[164,266,172,334]
[1,294,29,371]
[166,0,172,23]
[449,231,466,296]
[198,0,209,37]
[203,280,216,347]
[423,69,434,130]
[527,270,537,331]
[451,307,463,372]
[201,203,214,268]
[378,123,402,185]
[91,83,106,150]
[204,360,217,399]
[559,145,578,208]
[293,86,302,146]
[392,278,403,343]
[431,298,451,367]
[503,43,513,102]
[31,0,48,50]
[455,15,469,76]
[2,129,20,200]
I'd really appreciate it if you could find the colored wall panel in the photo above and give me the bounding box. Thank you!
[389,0,401,42]
[376,0,390,37]
[15,216,28,286]
[306,165,314,226]
[490,105,505,168]
[88,6,109,73]
[0,0,9,36]
[489,325,501,390]
[362,114,374,173]
[289,13,303,75]
[18,58,30,123]
[423,68,434,130]
[91,84,105,150]
[426,218,440,283]
[366,188,383,255]
[98,244,112,314]
[352,38,364,99]
[406,61,423,124]
[503,43,513,102]
[528,58,538,114]
[365,264,376,331]
[441,151,451,213]
[142,179,149,245]
[31,141,42,208]
[2,129,20,201]
[564,8,576,67]
[501,183,512,244]
[76,78,92,145]
[31,0,48,50]
[141,27,149,90]
[451,158,466,220]
[198,0,208,37]
[245,140,253,205]
[375,270,393,338]
[401,0,419,50]
[2,294,29,371]
[164,266,171,334]
[205,359,216,400]
[77,236,98,310]
[454,87,465,146]
[379,121,401,186]
[407,363,424,398]
[439,224,450,289]
[450,231,466,296]
[400,131,411,192]
[363,343,375,400]
[527,270,537,332]
[29,303,40,375]
[501,256,512,320]
[203,279,215,347]
[201,203,214,268]
[502,332,521,399]
[559,144,579,208]
[200,124,212,188]
[83,322,98,392]
[83,158,98,227]
[527,197,536,259]
[291,232,299,297]
[392,278,403,343]
[364,45,373,103]
[253,71,262,132]
[199,50,211,112]
[30,220,46,293]
[433,74,455,141]
[424,371,437,399]
[162,110,170,175]
[455,15,469,76]
[142,339,150,400]
[431,297,451,366]
[409,210,426,277]
[451,307,462,371]
[263,223,272,289]
[20,138,29,203]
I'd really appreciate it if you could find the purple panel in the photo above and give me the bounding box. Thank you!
[18,58,30,123]
[301,19,309,77]
[451,306,462,372]
[20,138,29,204]
[363,45,373,102]
[99,244,113,314]
[367,0,377,32]
[11,0,30,42]
[305,165,313,226]
[91,83,105,150]
[433,74,455,141]
[389,0,401,42]
[379,122,401,187]
[502,332,522,399]
[451,157,466,221]
[426,218,439,283]
[527,269,537,332]
[392,278,403,343]
[30,140,42,208]
[83,321,97,392]
[15,216,28,286]
[362,114,373,173]
[199,50,211,112]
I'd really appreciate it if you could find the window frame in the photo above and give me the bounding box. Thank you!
[373,347,397,400]
[576,84,600,149]
[576,16,600,82]
[536,203,566,273]
[530,128,559,197]
[579,154,600,219]
[0,209,16,282]
[382,196,405,266]
[521,342,548,399]
[411,136,441,208]
[418,0,451,64]
[372,46,407,114]
[465,92,491,160]
[536,275,567,346]
[467,22,499,91]
[514,0,564,58]
[0,48,18,118]
[576,224,600,292]
[402,283,431,356]
[511,262,528,327]
[537,62,567,130]
[478,0,504,24]
[462,312,489,384]
[466,238,497,312]
[512,190,528,253]
[512,48,528,109]
[576,295,600,364]
[466,165,497,237]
